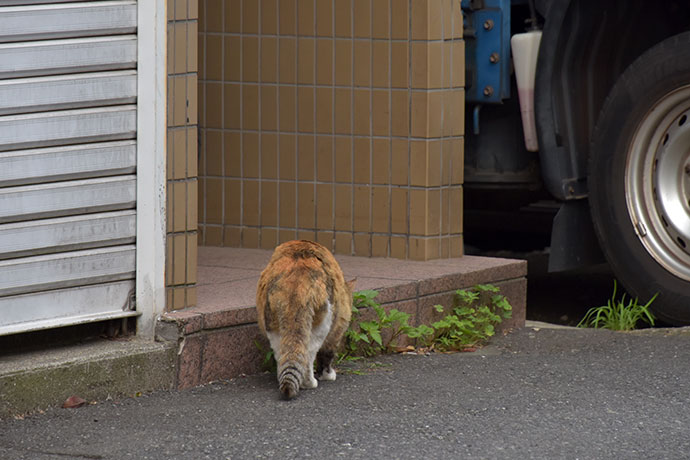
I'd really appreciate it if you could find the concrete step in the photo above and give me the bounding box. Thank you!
[0,339,176,416]
[159,247,528,389]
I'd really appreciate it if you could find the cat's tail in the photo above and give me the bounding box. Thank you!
[277,324,311,400]
[277,359,303,400]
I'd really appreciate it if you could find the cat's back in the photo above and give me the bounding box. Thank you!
[256,240,348,330]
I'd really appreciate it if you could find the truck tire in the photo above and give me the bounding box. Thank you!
[589,32,690,325]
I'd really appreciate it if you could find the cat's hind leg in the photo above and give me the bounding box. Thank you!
[316,349,336,381]
[301,351,319,389]
[266,330,282,363]
[316,309,348,381]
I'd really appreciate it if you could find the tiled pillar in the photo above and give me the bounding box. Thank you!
[407,0,465,260]
[198,0,464,260]
[166,0,199,310]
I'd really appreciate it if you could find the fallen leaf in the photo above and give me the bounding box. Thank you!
[62,396,87,409]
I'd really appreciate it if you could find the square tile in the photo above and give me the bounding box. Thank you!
[297,86,315,133]
[297,182,316,228]
[316,39,334,85]
[298,0,315,36]
[372,0,389,39]
[241,84,259,130]
[298,38,315,84]
[261,133,278,179]
[243,180,260,226]
[335,39,353,86]
[353,137,370,183]
[372,90,390,136]
[242,37,259,82]
[371,186,389,233]
[279,182,297,227]
[334,88,352,134]
[371,138,390,184]
[316,135,334,181]
[260,85,277,131]
[353,0,371,38]
[315,87,334,134]
[372,41,389,88]
[353,185,370,232]
[334,0,353,38]
[260,37,277,83]
[297,135,315,180]
[334,231,353,254]
[353,232,370,256]
[279,0,297,34]
[316,183,334,230]
[316,0,333,36]
[353,40,371,87]
[372,234,389,257]
[334,184,353,231]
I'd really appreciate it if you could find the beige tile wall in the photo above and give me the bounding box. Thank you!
[167,0,199,310]
[198,0,464,260]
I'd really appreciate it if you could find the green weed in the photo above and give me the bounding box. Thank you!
[257,284,512,371]
[577,280,657,331]
[340,290,427,360]
[420,284,513,351]
[254,339,277,373]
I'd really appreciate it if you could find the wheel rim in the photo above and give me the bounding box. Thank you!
[626,85,690,282]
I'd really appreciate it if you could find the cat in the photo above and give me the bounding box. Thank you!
[256,240,353,400]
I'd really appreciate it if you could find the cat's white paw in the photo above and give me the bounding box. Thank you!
[302,376,318,389]
[319,368,336,381]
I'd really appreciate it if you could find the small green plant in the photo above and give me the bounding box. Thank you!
[254,339,277,373]
[256,284,513,371]
[577,281,657,331]
[341,290,428,360]
[421,284,512,351]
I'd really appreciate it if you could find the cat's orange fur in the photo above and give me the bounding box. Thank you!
[256,240,353,400]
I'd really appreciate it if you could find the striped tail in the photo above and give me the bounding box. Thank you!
[278,360,304,400]
[277,321,311,400]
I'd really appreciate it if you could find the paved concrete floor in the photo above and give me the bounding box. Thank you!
[2,326,690,460]
[194,246,527,315]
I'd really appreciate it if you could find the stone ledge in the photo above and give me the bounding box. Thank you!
[158,248,528,389]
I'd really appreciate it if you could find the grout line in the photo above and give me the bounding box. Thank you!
[220,1,227,246]
[387,0,393,257]
[201,2,208,246]
[368,0,374,257]
[312,0,318,240]
[201,31,445,43]
[331,0,337,251]
[275,2,282,244]
[294,0,301,236]
[200,126,462,141]
[406,0,412,259]
[349,0,355,255]
[257,0,264,249]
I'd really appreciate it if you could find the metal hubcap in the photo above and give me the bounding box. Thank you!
[626,85,690,281]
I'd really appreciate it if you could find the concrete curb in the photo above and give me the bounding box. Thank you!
[0,340,176,417]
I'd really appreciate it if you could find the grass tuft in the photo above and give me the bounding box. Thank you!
[577,280,657,331]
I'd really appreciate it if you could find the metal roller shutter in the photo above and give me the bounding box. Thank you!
[0,1,139,335]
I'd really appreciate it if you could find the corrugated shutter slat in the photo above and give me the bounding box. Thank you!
[0,1,140,335]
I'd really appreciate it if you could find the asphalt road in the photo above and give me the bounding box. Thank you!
[2,326,690,460]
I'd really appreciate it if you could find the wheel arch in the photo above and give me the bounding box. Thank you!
[534,0,690,201]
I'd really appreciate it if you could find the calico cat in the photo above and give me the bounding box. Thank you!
[256,240,353,400]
